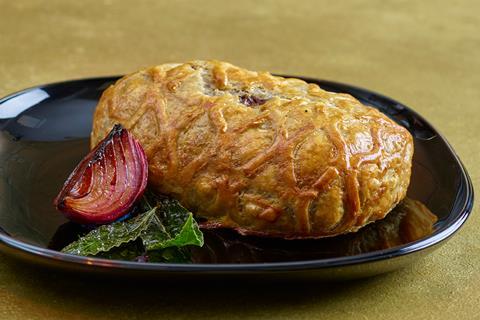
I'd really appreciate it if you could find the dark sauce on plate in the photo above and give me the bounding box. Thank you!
[47,197,436,263]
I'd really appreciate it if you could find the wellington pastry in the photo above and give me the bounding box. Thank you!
[91,60,413,239]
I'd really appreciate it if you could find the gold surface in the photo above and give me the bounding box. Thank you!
[0,0,479,319]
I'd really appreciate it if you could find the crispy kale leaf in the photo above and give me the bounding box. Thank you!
[61,207,157,256]
[61,195,203,262]
[141,197,204,251]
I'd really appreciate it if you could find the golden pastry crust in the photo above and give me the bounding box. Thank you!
[91,60,414,239]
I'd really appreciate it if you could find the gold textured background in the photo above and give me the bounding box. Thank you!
[0,0,478,319]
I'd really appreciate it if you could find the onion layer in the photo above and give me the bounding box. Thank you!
[54,124,148,224]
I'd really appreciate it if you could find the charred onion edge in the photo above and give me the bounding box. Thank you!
[54,124,148,224]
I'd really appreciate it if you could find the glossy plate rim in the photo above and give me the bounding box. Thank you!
[0,76,474,273]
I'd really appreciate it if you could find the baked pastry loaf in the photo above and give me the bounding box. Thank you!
[91,60,413,239]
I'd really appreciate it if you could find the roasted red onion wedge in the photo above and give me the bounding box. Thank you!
[54,124,148,224]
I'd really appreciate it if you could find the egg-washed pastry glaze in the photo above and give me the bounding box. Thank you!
[91,60,413,239]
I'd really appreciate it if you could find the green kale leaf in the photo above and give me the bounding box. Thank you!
[140,197,204,250]
[61,207,157,256]
[61,195,204,262]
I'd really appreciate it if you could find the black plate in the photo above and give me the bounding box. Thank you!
[0,76,473,280]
